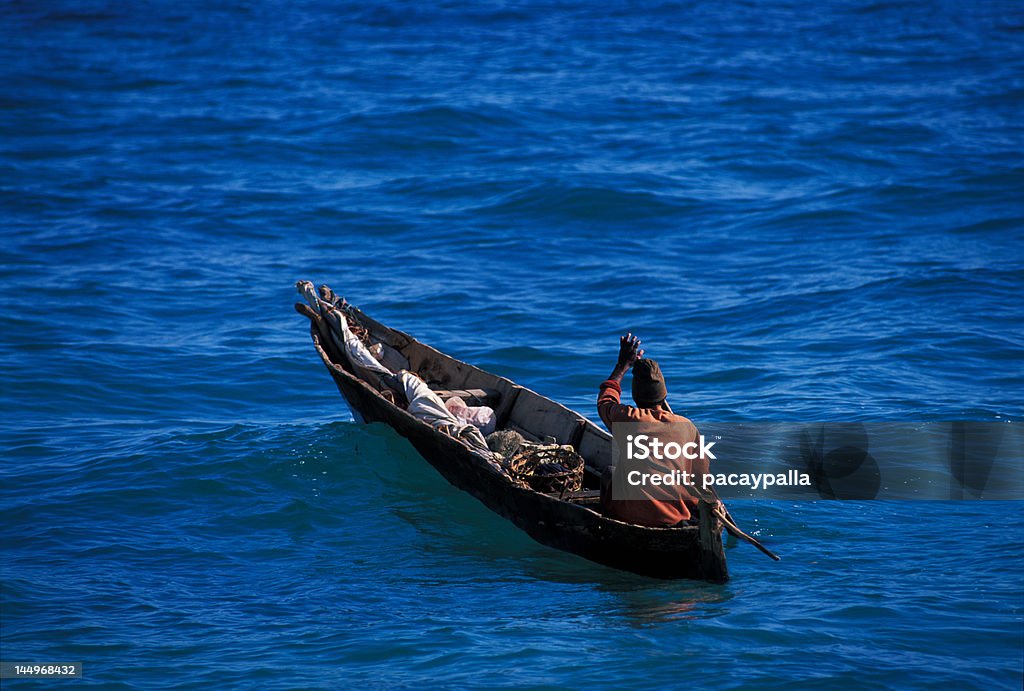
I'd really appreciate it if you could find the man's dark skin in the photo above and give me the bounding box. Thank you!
[605,332,643,388]
[605,332,671,412]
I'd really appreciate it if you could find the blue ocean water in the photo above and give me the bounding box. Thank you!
[2,0,1023,688]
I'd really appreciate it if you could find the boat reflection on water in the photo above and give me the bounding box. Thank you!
[502,549,735,624]
[598,581,734,626]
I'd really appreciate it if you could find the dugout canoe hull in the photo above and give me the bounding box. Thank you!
[299,301,728,583]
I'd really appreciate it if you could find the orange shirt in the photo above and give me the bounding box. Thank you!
[597,379,707,526]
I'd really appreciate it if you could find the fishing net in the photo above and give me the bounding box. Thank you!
[498,438,585,497]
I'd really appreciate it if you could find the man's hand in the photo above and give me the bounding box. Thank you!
[617,333,644,369]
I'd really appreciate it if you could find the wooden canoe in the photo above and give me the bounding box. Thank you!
[296,296,728,583]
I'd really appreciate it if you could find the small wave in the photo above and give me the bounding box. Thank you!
[326,103,528,140]
[474,181,699,221]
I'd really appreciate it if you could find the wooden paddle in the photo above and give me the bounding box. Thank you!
[690,483,780,561]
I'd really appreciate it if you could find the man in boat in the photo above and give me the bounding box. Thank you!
[597,334,712,527]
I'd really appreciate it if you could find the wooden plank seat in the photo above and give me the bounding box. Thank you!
[431,388,501,408]
[565,489,602,504]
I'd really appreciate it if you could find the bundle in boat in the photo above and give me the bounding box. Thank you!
[487,430,584,497]
[508,446,584,497]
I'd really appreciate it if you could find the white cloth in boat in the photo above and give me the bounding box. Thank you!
[445,396,496,436]
[297,280,390,377]
[327,308,391,377]
[298,281,497,461]
[398,371,493,457]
